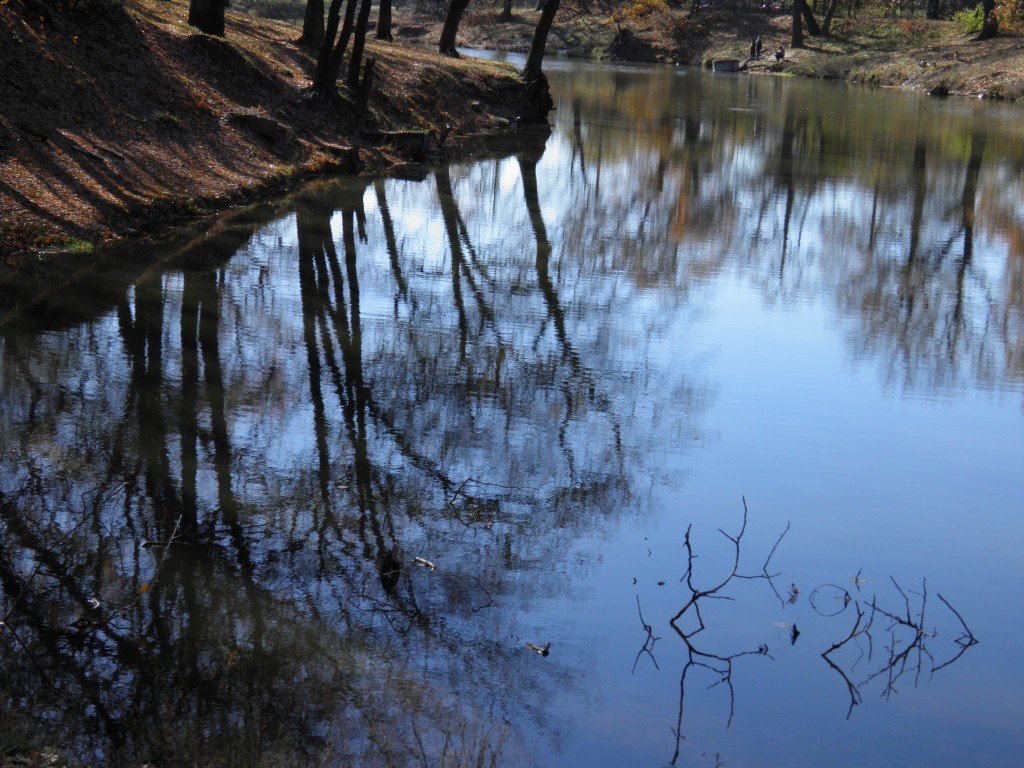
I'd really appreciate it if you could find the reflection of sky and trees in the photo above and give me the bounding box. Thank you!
[1,64,1022,767]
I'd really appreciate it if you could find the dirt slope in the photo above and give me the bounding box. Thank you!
[0,0,523,253]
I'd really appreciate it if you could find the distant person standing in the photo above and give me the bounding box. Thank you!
[755,35,763,59]
[749,38,757,59]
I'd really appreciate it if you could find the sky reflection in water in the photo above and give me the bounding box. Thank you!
[0,63,1022,767]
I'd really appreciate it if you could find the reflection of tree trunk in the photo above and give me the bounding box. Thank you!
[436,168,470,360]
[779,107,796,278]
[571,97,586,178]
[118,275,181,540]
[197,271,249,567]
[519,155,581,373]
[867,179,880,254]
[179,274,201,533]
[374,181,408,305]
[337,204,401,598]
[952,134,985,346]
[908,140,927,264]
[297,207,335,506]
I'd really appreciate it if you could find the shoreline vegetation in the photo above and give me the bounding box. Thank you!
[1,0,1022,255]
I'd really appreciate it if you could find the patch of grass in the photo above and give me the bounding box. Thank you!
[791,54,856,79]
[38,236,95,256]
[154,111,184,129]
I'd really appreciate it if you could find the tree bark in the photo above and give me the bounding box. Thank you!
[188,0,226,36]
[439,0,472,55]
[299,0,325,49]
[821,0,839,34]
[976,0,997,38]
[376,0,393,40]
[925,0,940,20]
[498,0,513,20]
[523,0,561,82]
[799,0,821,34]
[313,0,359,99]
[347,0,374,90]
[791,0,804,47]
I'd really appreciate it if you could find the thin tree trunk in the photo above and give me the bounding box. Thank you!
[347,0,374,90]
[523,0,561,82]
[791,0,804,48]
[188,0,226,36]
[376,0,393,40]
[439,0,472,55]
[498,0,513,20]
[300,0,325,49]
[976,0,997,38]
[313,0,359,98]
[799,0,821,34]
[925,0,939,19]
[821,0,839,34]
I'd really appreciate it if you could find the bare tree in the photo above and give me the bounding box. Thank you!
[299,0,325,49]
[521,0,562,122]
[188,0,226,36]
[439,0,474,55]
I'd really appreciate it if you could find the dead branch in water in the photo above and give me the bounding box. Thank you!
[632,595,660,673]
[666,498,785,765]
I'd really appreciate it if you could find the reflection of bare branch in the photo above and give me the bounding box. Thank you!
[736,519,790,606]
[632,595,659,673]
[817,576,976,718]
[666,499,781,764]
[821,600,867,718]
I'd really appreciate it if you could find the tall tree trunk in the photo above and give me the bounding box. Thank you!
[520,0,560,122]
[188,0,226,36]
[498,0,513,20]
[376,0,393,40]
[976,0,997,38]
[523,0,561,82]
[313,0,359,99]
[799,0,821,34]
[299,0,325,49]
[925,0,940,20]
[439,0,472,55]
[821,0,839,34]
[347,0,374,90]
[791,0,804,47]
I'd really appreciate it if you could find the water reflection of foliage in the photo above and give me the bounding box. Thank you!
[547,67,1023,394]
[0,136,700,764]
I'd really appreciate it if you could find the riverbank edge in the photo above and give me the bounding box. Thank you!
[427,7,1024,104]
[0,0,534,257]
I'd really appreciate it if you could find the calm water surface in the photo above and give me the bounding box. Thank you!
[1,63,1022,767]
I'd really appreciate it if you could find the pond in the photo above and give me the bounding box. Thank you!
[0,61,1022,767]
